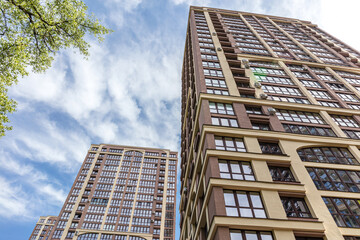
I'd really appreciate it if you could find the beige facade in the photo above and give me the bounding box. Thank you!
[180,6,360,240]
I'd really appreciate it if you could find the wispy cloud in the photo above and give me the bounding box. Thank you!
[1,2,360,239]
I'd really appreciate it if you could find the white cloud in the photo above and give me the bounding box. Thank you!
[319,0,360,51]
[102,0,143,28]
[0,177,30,219]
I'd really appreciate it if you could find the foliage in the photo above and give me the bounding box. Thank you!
[0,0,111,136]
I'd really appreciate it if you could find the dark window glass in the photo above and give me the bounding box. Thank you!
[283,124,336,137]
[344,130,360,140]
[252,122,270,131]
[224,191,266,218]
[281,197,312,218]
[307,167,360,192]
[297,147,358,165]
[245,106,263,115]
[269,166,296,182]
[259,142,282,154]
[219,160,255,181]
[323,197,360,228]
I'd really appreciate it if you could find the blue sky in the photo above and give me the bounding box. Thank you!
[1,0,360,239]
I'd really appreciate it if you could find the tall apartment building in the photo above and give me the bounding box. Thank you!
[29,144,177,240]
[180,6,360,240]
[29,216,58,240]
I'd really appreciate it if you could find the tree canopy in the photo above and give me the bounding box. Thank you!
[0,0,111,136]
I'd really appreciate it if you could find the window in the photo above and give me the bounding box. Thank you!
[269,166,296,182]
[268,95,310,104]
[337,93,359,102]
[309,90,333,99]
[344,237,360,240]
[202,61,221,68]
[283,124,336,137]
[205,78,227,88]
[331,115,359,128]
[212,117,238,127]
[215,137,246,152]
[327,83,347,91]
[344,130,360,140]
[319,101,340,108]
[209,102,234,115]
[251,67,286,76]
[203,69,224,77]
[230,230,273,240]
[301,80,323,88]
[262,86,303,96]
[255,75,294,85]
[276,109,325,124]
[252,122,270,130]
[323,197,360,228]
[259,142,282,154]
[307,167,360,192]
[206,88,229,95]
[281,197,312,218]
[297,147,358,165]
[224,191,266,218]
[292,71,313,79]
[317,74,337,82]
[218,160,255,180]
[246,106,262,115]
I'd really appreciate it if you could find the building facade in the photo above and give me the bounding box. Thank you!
[180,6,360,240]
[30,144,177,240]
[29,216,58,240]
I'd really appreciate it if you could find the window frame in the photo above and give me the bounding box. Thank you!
[281,197,313,218]
[307,167,360,192]
[218,160,255,181]
[224,190,267,218]
[323,197,360,228]
[297,147,358,165]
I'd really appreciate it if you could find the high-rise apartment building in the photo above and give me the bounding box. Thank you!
[30,144,177,240]
[29,216,58,240]
[180,6,360,240]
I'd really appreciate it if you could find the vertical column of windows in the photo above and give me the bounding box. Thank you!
[256,17,314,61]
[195,11,229,96]
[130,156,157,235]
[51,153,97,239]
[334,71,360,109]
[243,15,295,60]
[221,15,270,56]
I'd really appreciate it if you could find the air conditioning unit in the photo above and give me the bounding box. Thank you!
[241,59,250,69]
[183,187,188,193]
[268,107,276,115]
[217,47,222,51]
[151,219,155,223]
[212,32,217,36]
[254,82,262,88]
[260,93,268,99]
